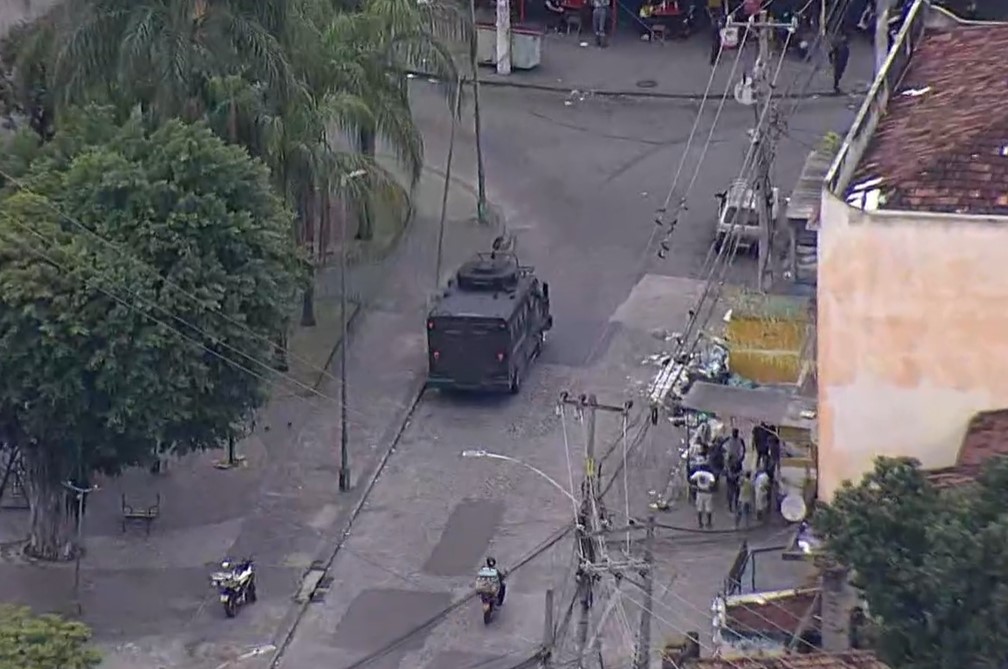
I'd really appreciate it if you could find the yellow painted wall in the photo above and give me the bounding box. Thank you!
[817,192,1008,500]
[725,298,809,383]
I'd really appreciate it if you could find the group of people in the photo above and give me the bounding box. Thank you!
[544,0,612,46]
[687,422,781,529]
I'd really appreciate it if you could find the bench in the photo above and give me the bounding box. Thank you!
[121,493,161,535]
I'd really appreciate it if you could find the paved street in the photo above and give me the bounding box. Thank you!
[0,36,861,669]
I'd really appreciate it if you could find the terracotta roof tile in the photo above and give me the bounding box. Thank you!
[726,589,820,635]
[848,23,1008,216]
[926,408,1008,488]
[689,650,890,669]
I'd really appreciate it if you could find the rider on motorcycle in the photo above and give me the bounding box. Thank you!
[478,557,506,605]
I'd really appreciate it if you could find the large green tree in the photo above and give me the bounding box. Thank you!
[0,107,301,560]
[0,605,101,669]
[814,456,1008,669]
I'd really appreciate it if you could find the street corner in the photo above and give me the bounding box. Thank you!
[582,273,707,392]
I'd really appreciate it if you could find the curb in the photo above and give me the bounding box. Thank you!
[409,71,862,101]
[266,373,429,668]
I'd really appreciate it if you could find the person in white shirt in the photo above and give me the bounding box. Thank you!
[689,468,716,528]
[753,469,771,521]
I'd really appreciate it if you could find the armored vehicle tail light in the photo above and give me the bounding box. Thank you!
[427,320,435,330]
[433,350,441,360]
[496,352,505,362]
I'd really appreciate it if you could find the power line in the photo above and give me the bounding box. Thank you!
[0,163,406,418]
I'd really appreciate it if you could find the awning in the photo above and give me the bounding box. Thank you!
[679,382,816,431]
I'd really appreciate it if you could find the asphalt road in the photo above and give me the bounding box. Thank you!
[271,75,858,669]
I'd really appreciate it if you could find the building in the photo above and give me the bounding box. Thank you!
[680,650,890,669]
[816,0,1008,499]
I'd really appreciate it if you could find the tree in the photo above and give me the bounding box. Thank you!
[315,0,466,239]
[814,456,1008,669]
[0,107,302,560]
[0,605,101,669]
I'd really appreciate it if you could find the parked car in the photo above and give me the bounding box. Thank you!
[714,178,780,251]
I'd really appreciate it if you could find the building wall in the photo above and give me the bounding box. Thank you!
[816,193,1008,499]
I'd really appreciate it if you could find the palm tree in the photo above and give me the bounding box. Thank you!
[315,0,468,239]
[49,0,293,126]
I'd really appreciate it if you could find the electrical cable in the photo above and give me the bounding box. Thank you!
[1,218,378,434]
[0,174,399,426]
[337,523,573,669]
[0,164,393,409]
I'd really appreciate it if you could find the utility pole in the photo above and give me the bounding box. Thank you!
[63,479,99,614]
[559,392,633,669]
[339,169,366,492]
[874,0,890,77]
[468,0,489,224]
[633,515,655,669]
[496,0,512,75]
[749,10,780,293]
[543,588,555,668]
[435,78,463,289]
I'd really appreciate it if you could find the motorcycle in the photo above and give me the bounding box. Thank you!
[210,558,257,618]
[475,566,505,624]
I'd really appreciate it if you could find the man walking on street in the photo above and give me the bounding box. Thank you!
[592,0,609,47]
[736,472,754,529]
[690,468,716,529]
[830,32,850,94]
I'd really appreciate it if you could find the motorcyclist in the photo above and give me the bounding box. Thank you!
[481,557,506,605]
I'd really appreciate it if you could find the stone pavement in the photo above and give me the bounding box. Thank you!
[477,23,877,100]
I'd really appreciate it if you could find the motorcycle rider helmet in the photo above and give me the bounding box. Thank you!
[221,560,231,569]
[486,557,496,569]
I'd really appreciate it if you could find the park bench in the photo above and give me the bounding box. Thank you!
[121,493,161,535]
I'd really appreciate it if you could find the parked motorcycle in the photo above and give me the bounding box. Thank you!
[210,558,257,618]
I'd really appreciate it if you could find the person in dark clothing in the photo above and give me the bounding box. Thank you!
[709,12,723,65]
[829,32,850,94]
[725,456,742,512]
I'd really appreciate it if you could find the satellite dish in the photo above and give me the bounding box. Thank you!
[734,77,755,106]
[781,493,807,523]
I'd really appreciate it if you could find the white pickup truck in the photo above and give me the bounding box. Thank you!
[714,178,780,251]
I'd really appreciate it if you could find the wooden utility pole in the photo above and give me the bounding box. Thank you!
[633,515,655,669]
[559,392,633,669]
[467,0,489,224]
[543,588,555,668]
[754,10,774,293]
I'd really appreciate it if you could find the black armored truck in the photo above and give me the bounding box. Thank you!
[426,249,553,394]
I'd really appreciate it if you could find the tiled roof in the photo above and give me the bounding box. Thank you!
[848,23,1008,215]
[926,408,1008,488]
[726,588,820,636]
[689,651,890,669]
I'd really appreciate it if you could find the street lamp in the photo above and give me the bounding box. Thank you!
[62,479,99,613]
[339,168,367,492]
[461,450,578,506]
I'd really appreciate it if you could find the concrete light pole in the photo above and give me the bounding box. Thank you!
[339,168,367,492]
[461,450,578,506]
[62,479,99,613]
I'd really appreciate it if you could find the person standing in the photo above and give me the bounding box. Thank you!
[725,456,742,513]
[591,0,610,47]
[690,468,716,529]
[830,32,851,94]
[754,468,771,521]
[723,428,745,472]
[709,10,723,65]
[736,472,754,529]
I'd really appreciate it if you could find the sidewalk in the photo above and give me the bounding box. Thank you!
[0,106,499,669]
[475,27,876,100]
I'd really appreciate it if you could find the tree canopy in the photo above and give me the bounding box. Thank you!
[0,605,101,669]
[0,107,302,558]
[814,456,1008,669]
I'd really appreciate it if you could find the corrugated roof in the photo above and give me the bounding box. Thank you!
[690,650,890,669]
[725,588,820,636]
[927,408,1008,488]
[847,23,1008,215]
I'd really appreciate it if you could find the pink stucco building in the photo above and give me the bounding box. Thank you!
[816,1,1008,499]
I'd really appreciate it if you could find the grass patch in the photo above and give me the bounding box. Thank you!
[278,298,361,397]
